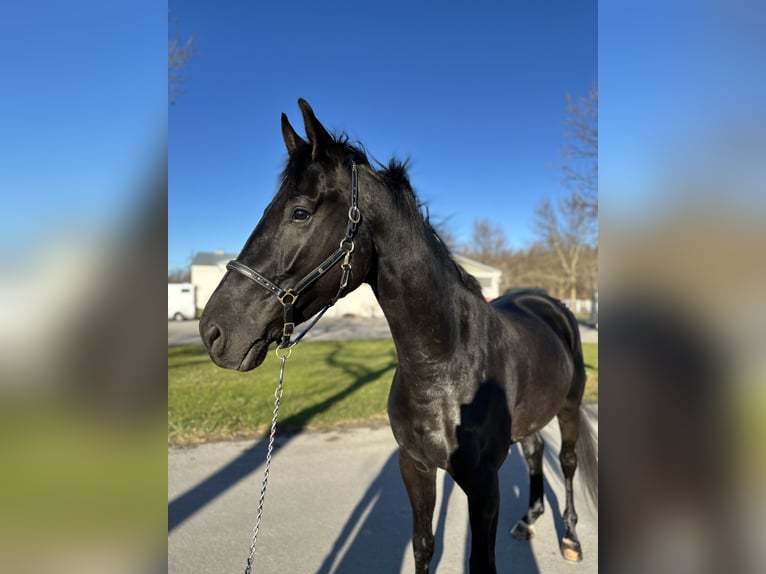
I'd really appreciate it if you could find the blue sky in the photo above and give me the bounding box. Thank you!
[168,0,597,270]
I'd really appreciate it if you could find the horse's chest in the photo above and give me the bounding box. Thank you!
[388,386,458,469]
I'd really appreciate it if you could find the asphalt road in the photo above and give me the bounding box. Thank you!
[168,317,598,346]
[168,407,598,574]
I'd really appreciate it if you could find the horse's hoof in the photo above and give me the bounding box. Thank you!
[511,520,535,540]
[561,537,582,562]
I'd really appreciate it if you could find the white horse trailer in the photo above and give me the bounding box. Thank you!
[168,283,196,321]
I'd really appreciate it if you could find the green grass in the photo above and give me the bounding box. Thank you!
[582,341,598,402]
[169,340,598,445]
[169,340,398,445]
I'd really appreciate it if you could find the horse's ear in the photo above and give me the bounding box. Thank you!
[281,113,306,156]
[298,98,332,160]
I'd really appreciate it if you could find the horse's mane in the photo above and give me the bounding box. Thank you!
[281,133,484,298]
[378,158,484,298]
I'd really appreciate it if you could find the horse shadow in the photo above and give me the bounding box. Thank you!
[313,442,552,573]
[314,450,410,573]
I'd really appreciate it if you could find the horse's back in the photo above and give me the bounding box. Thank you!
[492,289,580,354]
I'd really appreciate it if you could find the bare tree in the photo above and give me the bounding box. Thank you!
[459,217,594,298]
[461,219,517,292]
[169,11,195,105]
[560,83,598,220]
[466,219,508,262]
[505,245,566,296]
[529,84,598,306]
[534,192,592,305]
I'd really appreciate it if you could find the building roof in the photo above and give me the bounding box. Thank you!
[191,250,238,266]
[453,254,502,276]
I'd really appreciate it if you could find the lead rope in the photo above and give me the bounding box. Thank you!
[242,285,349,574]
[244,350,289,574]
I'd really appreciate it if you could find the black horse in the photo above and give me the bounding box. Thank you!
[200,100,598,573]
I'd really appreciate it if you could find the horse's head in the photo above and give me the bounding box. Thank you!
[199,99,375,371]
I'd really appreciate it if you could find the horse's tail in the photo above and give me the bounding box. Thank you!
[577,405,599,509]
[561,299,582,357]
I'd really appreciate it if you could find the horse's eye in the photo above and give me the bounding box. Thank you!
[291,208,311,222]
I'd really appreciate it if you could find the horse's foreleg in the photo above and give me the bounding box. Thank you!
[460,468,500,574]
[399,450,436,574]
[511,431,545,541]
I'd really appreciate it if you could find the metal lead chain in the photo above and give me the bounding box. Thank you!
[244,354,286,574]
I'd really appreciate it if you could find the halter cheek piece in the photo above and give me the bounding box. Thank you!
[226,161,361,351]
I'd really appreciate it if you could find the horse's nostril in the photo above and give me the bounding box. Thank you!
[203,323,223,355]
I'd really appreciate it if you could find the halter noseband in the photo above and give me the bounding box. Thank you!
[226,161,361,350]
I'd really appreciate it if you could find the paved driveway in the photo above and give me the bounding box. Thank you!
[168,407,598,574]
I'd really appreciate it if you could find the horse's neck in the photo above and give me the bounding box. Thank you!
[367,202,482,370]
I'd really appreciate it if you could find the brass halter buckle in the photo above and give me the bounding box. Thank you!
[277,289,297,307]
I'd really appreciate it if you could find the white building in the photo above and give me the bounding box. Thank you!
[190,250,502,316]
[453,254,503,301]
[190,250,238,313]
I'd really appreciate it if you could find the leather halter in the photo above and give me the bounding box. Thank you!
[226,161,361,349]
